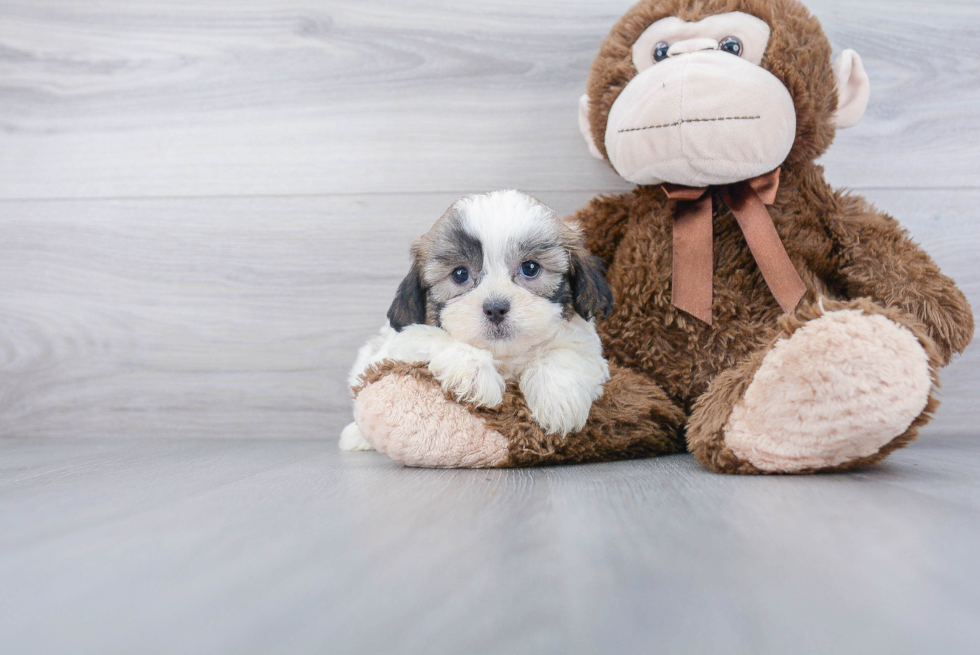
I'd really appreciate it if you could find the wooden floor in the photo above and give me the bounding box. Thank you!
[1,1,979,652]
[2,437,980,654]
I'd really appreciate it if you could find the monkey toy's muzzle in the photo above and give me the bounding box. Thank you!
[604,51,797,187]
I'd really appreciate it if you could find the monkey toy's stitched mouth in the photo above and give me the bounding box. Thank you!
[618,115,761,133]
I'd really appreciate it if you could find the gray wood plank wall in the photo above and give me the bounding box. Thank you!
[1,0,977,440]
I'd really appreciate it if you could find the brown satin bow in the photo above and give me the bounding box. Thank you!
[663,168,806,325]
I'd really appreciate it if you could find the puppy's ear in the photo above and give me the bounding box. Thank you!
[387,256,427,331]
[570,247,613,320]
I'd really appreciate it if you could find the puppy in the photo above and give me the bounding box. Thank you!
[340,190,613,451]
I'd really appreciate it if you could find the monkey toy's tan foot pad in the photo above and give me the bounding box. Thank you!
[723,308,934,473]
[354,363,510,468]
[353,360,686,468]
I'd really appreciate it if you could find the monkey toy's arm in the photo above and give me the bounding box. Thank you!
[823,194,974,365]
[567,192,635,266]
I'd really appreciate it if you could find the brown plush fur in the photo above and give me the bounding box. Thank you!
[572,0,973,473]
[584,163,973,412]
[354,0,973,473]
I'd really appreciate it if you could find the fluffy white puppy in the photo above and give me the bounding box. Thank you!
[340,190,613,451]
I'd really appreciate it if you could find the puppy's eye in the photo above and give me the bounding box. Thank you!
[451,267,469,284]
[653,42,670,63]
[520,261,540,278]
[718,36,742,57]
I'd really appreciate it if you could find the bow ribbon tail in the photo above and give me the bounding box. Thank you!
[720,181,806,316]
[669,191,714,325]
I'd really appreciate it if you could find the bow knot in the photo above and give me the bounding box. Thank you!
[663,168,805,325]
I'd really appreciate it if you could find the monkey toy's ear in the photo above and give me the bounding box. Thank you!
[387,259,427,331]
[832,49,871,128]
[578,94,606,160]
[570,248,614,320]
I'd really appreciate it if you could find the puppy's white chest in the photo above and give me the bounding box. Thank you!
[496,356,532,381]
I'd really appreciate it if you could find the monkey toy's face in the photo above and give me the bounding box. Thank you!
[579,3,871,188]
[607,12,793,187]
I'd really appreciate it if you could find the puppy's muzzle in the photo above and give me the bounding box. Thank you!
[483,299,510,326]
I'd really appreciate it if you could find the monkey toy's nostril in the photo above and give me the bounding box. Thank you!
[483,299,510,325]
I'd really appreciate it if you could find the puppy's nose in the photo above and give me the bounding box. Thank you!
[483,299,510,325]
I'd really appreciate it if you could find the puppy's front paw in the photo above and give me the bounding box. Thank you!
[521,372,595,436]
[428,346,505,407]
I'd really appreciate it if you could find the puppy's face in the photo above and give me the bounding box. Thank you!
[387,190,612,358]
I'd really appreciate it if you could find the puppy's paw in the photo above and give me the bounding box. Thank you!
[521,372,596,436]
[428,346,505,408]
[339,421,374,451]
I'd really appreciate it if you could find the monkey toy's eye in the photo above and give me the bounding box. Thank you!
[718,36,743,57]
[652,42,670,63]
[451,267,469,284]
[520,261,540,278]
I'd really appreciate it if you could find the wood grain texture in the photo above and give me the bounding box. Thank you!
[0,189,975,439]
[1,0,979,199]
[0,1,977,437]
[1,437,979,654]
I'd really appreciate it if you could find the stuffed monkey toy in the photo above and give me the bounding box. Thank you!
[351,0,973,473]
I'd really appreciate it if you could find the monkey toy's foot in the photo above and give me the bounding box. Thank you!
[688,299,941,474]
[354,362,512,468]
[352,361,686,468]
